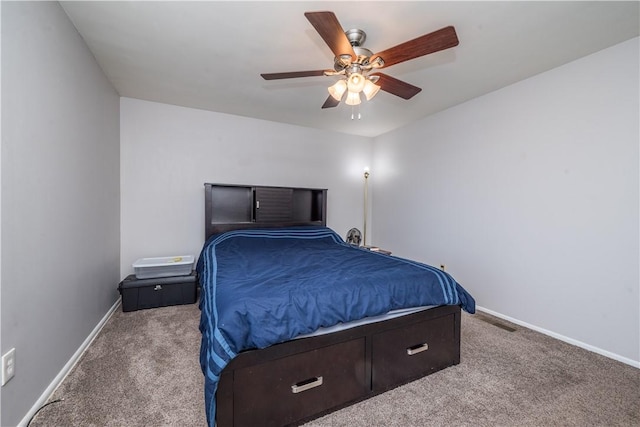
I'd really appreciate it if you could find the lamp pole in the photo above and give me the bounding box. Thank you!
[363,168,369,246]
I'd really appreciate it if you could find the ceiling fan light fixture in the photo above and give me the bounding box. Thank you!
[347,72,366,93]
[362,79,381,101]
[345,91,361,106]
[328,79,348,101]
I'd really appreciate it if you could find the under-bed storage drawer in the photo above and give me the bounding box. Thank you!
[372,314,456,391]
[233,338,366,427]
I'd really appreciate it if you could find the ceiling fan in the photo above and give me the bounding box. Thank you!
[261,11,459,109]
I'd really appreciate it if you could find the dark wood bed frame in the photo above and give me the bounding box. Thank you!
[204,183,462,427]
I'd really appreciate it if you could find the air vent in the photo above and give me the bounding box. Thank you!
[476,313,517,332]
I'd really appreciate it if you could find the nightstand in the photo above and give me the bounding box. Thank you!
[363,246,392,255]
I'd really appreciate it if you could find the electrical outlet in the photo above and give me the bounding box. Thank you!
[2,348,16,386]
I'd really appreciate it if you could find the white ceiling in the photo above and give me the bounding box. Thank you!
[60,1,639,138]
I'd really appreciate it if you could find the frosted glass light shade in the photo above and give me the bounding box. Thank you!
[362,79,381,101]
[345,91,361,106]
[347,73,366,93]
[328,80,347,101]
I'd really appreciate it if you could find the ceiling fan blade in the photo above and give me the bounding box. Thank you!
[305,11,356,61]
[261,70,329,80]
[371,73,422,100]
[321,95,340,109]
[371,26,459,69]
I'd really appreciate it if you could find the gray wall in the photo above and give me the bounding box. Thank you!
[1,2,120,425]
[372,38,640,364]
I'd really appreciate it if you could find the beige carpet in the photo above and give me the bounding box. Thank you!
[29,303,639,426]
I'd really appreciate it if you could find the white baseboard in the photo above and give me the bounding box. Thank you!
[18,298,122,427]
[476,305,640,369]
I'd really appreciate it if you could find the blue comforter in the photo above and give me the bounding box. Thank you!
[197,226,475,425]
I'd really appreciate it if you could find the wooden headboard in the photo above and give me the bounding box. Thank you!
[204,183,327,239]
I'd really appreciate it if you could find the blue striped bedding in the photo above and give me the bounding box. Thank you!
[196,226,475,425]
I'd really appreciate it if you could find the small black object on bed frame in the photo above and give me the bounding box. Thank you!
[202,183,462,427]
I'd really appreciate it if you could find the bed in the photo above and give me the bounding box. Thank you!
[197,183,475,427]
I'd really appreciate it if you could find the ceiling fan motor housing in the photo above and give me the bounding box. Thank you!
[345,28,366,46]
[334,29,385,73]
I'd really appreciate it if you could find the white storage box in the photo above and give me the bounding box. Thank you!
[133,255,195,279]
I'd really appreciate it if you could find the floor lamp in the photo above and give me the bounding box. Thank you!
[363,167,369,246]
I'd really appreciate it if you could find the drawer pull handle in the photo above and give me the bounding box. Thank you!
[291,376,323,394]
[407,343,429,356]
